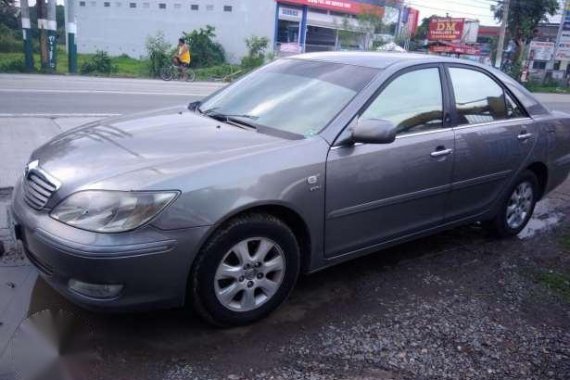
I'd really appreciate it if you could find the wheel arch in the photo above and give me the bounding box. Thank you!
[526,161,548,199]
[195,202,313,273]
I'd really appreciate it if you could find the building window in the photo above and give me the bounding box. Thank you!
[224,5,232,12]
[90,1,96,6]
[143,2,149,8]
[532,61,547,70]
[174,3,181,9]
[104,1,110,7]
[206,4,214,11]
[79,1,86,6]
[129,2,136,8]
[191,4,198,10]
[159,3,166,9]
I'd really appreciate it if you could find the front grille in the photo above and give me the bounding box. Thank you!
[23,162,60,210]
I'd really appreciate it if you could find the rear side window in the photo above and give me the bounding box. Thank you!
[449,67,509,125]
[360,68,443,136]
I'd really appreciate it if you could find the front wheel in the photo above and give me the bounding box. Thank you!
[189,214,300,327]
[160,66,174,81]
[186,69,196,82]
[486,170,539,238]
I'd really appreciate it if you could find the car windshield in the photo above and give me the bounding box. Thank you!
[199,59,379,137]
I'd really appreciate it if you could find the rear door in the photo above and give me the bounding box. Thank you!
[325,65,455,257]
[445,65,537,221]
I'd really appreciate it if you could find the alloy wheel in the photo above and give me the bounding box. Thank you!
[214,237,285,312]
[506,181,534,230]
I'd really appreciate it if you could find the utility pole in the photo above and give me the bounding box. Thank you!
[66,0,78,73]
[20,0,34,72]
[495,0,510,69]
[37,0,49,71]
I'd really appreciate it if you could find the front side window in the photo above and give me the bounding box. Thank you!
[200,59,378,137]
[360,68,443,135]
[449,67,507,125]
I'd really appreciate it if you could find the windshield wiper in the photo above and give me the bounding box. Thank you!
[201,108,259,129]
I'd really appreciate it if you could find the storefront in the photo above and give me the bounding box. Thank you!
[274,0,391,54]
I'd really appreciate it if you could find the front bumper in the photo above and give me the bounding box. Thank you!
[11,181,210,312]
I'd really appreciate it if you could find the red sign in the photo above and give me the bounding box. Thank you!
[277,0,385,15]
[407,8,419,35]
[429,44,480,56]
[428,18,465,41]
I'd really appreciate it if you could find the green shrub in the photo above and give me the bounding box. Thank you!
[183,25,225,68]
[0,24,22,53]
[0,57,25,72]
[194,64,241,80]
[80,50,116,75]
[241,36,269,71]
[145,31,171,77]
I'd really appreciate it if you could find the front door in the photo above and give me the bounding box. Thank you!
[445,65,537,220]
[325,66,455,258]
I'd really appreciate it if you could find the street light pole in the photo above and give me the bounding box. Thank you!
[20,0,34,72]
[66,0,78,73]
[495,0,510,69]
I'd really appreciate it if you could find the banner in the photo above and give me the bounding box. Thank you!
[428,18,464,41]
[276,0,387,15]
[556,1,570,59]
[529,41,555,61]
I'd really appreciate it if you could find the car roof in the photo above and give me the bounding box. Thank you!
[294,51,466,69]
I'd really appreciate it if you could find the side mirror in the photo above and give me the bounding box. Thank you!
[351,118,397,144]
[188,101,201,112]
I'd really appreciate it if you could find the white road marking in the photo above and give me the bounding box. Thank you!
[0,88,208,96]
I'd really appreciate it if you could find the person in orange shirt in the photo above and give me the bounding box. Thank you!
[173,38,191,81]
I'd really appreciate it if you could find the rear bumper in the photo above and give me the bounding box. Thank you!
[11,181,210,312]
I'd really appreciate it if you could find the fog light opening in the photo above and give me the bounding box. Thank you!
[68,279,123,299]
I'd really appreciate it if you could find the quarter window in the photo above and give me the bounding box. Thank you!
[449,67,507,125]
[360,68,443,136]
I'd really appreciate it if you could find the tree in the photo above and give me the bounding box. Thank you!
[241,36,269,70]
[492,0,558,63]
[145,31,171,77]
[0,0,18,30]
[182,25,225,68]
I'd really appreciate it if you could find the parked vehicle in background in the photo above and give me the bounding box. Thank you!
[12,52,570,326]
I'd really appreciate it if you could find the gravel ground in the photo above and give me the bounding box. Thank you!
[86,215,570,380]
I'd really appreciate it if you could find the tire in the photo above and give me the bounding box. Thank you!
[190,213,300,327]
[186,69,196,82]
[486,170,539,238]
[160,66,174,81]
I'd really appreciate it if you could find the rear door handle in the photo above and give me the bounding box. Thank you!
[518,132,533,141]
[430,148,453,158]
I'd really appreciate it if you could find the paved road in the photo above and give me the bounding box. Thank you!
[2,74,570,115]
[0,74,224,115]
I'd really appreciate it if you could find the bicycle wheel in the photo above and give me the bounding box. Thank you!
[186,69,196,82]
[160,66,175,81]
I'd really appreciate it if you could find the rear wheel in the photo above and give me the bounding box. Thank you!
[190,214,300,327]
[160,66,174,81]
[486,170,538,237]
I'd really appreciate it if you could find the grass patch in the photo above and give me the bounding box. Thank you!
[535,270,570,302]
[0,51,148,77]
[524,83,570,94]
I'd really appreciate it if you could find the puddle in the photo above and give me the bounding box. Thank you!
[518,200,564,239]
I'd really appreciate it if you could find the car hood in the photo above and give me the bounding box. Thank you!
[31,106,294,191]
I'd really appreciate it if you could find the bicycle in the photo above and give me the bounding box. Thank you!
[160,64,196,82]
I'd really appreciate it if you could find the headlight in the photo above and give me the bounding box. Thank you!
[50,190,178,233]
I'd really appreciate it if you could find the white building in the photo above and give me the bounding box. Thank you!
[73,0,398,62]
[75,0,277,62]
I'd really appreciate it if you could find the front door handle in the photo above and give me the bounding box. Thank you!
[518,132,533,141]
[430,148,453,158]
